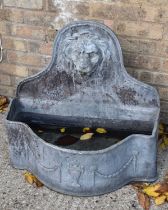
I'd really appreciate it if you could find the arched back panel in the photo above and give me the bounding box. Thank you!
[9,21,159,131]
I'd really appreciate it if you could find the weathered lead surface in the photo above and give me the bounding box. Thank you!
[1,115,168,210]
[5,21,160,196]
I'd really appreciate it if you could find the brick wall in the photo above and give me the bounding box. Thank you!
[0,0,168,122]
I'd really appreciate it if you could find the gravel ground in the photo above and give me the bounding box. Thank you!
[0,114,168,210]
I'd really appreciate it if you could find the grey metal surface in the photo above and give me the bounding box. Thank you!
[5,20,160,196]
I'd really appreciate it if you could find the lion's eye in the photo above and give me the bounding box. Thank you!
[89,52,96,58]
[89,53,99,64]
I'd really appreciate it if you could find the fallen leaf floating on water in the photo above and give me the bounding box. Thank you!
[37,130,43,133]
[24,172,44,187]
[137,191,150,210]
[154,195,166,205]
[60,128,66,133]
[83,127,91,133]
[96,128,107,134]
[80,133,94,140]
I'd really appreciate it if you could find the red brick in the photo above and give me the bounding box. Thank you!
[47,0,60,12]
[0,74,11,85]
[123,53,161,71]
[28,67,41,76]
[23,11,56,27]
[27,41,41,53]
[45,27,57,42]
[0,63,28,77]
[0,85,14,96]
[7,8,24,23]
[113,21,163,40]
[161,100,168,112]
[163,24,168,41]
[69,2,90,16]
[130,0,168,6]
[11,24,45,41]
[0,8,11,21]
[153,73,168,86]
[10,75,25,86]
[4,0,43,10]
[39,42,53,55]
[104,20,115,29]
[91,3,160,22]
[139,71,154,83]
[119,37,157,56]
[0,22,12,36]
[3,37,27,51]
[158,87,168,100]
[160,112,168,124]
[7,51,46,67]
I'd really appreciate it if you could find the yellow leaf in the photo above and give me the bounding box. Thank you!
[163,136,168,146]
[96,128,107,134]
[33,177,44,187]
[80,133,94,140]
[164,192,168,196]
[38,130,43,133]
[60,128,66,133]
[154,195,166,205]
[24,172,44,187]
[0,96,8,106]
[143,184,161,197]
[24,172,34,185]
[160,142,166,150]
[159,123,164,134]
[83,127,90,133]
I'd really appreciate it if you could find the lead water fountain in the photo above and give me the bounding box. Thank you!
[5,21,160,196]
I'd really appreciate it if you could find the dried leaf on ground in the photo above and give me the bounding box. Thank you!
[0,95,8,106]
[80,133,94,140]
[24,172,44,187]
[96,128,107,134]
[156,183,168,194]
[143,184,161,197]
[160,142,166,150]
[33,176,44,187]
[163,172,168,183]
[163,136,168,146]
[159,123,165,135]
[132,182,149,190]
[159,135,168,150]
[0,95,9,113]
[134,172,168,208]
[24,172,34,184]
[154,195,166,205]
[137,191,150,210]
[60,128,66,133]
